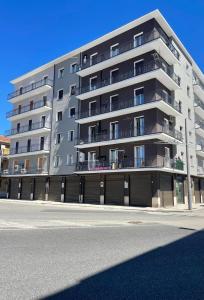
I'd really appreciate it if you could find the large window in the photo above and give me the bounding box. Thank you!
[134,32,143,48]
[134,116,144,136]
[134,145,145,168]
[109,149,118,163]
[110,122,119,139]
[88,125,96,142]
[69,107,76,118]
[88,151,96,169]
[110,43,119,57]
[134,88,144,105]
[89,76,97,91]
[110,68,119,84]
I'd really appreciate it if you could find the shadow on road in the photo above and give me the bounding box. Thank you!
[42,230,204,300]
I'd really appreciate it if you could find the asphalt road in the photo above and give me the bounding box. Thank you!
[0,200,204,300]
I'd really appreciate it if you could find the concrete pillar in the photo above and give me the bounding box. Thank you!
[61,177,65,202]
[79,176,84,203]
[124,174,129,206]
[100,175,105,205]
[151,173,161,208]
[45,177,49,201]
[30,178,35,200]
[18,178,22,200]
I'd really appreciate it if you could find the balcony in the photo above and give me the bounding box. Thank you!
[75,157,184,174]
[197,166,204,175]
[76,90,181,124]
[196,144,204,158]
[6,121,51,138]
[77,61,180,100]
[6,99,52,121]
[8,78,53,103]
[3,167,48,176]
[9,143,50,158]
[77,29,180,77]
[193,83,204,101]
[76,127,183,149]
[194,98,204,120]
[195,121,204,138]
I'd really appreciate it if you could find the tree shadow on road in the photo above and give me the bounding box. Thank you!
[42,229,204,300]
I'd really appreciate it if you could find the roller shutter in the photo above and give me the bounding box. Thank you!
[194,178,201,203]
[21,177,32,200]
[160,174,173,207]
[105,175,124,205]
[65,176,80,203]
[48,177,62,202]
[84,175,100,204]
[10,178,19,199]
[34,177,46,200]
[130,174,152,206]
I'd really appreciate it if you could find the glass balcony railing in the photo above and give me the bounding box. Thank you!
[77,126,183,145]
[76,157,184,172]
[5,121,51,136]
[79,60,180,95]
[10,143,50,155]
[77,90,181,120]
[4,167,48,175]
[6,99,51,118]
[78,28,180,71]
[8,78,53,100]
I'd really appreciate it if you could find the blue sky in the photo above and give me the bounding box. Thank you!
[0,0,204,134]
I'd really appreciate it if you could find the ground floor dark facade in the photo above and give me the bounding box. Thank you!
[1,172,204,207]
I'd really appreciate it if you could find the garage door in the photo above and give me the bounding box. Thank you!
[21,177,32,200]
[65,176,80,203]
[34,177,46,200]
[10,178,19,199]
[105,175,124,205]
[130,174,152,206]
[194,178,201,203]
[48,177,61,202]
[84,175,100,204]
[160,174,173,207]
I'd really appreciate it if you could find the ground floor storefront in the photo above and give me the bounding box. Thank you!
[1,172,204,207]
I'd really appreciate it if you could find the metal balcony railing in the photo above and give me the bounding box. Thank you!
[5,121,51,136]
[194,98,204,111]
[79,60,180,95]
[6,99,51,118]
[78,28,180,71]
[8,78,53,100]
[76,157,184,172]
[4,167,48,175]
[10,143,50,155]
[77,90,181,120]
[77,126,183,145]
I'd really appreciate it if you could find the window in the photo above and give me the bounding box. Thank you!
[164,147,171,167]
[70,63,78,73]
[69,84,76,96]
[17,123,20,133]
[68,130,74,142]
[55,133,61,144]
[90,53,98,66]
[67,154,74,166]
[57,111,62,121]
[187,86,190,97]
[110,95,119,111]
[58,68,64,79]
[58,89,64,100]
[89,101,97,116]
[188,108,191,120]
[89,76,97,91]
[19,87,23,95]
[179,101,182,113]
[27,139,31,152]
[110,69,119,84]
[134,88,144,105]
[134,32,143,48]
[134,116,144,136]
[110,43,119,58]
[134,60,144,76]
[54,156,61,167]
[88,125,96,142]
[15,142,19,154]
[109,149,118,163]
[163,118,170,133]
[134,145,145,168]
[110,122,119,139]
[69,107,75,118]
[88,151,96,169]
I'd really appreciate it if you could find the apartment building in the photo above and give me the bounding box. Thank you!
[0,135,10,194]
[3,10,204,207]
